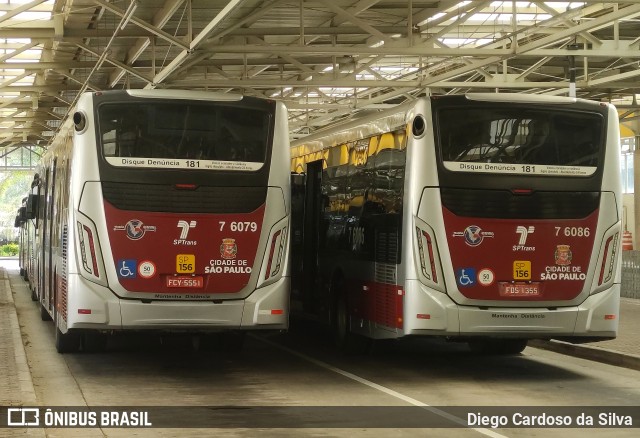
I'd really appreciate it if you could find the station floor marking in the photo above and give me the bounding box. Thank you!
[254,335,508,438]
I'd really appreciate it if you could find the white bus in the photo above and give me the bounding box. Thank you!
[15,197,28,278]
[16,182,39,300]
[291,93,621,354]
[32,90,291,353]
[22,176,40,299]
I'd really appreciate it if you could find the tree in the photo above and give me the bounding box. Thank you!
[0,171,33,243]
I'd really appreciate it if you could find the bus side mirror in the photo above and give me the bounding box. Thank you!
[26,194,38,219]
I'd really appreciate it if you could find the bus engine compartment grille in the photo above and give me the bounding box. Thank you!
[101,182,267,213]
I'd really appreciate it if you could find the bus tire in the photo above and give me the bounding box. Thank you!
[55,325,81,354]
[40,302,52,321]
[30,286,37,302]
[469,338,528,355]
[332,289,353,351]
[54,284,80,353]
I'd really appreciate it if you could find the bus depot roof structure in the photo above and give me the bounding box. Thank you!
[0,0,639,167]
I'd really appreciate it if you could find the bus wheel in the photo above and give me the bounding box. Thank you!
[468,339,528,355]
[332,293,353,350]
[30,286,37,302]
[82,332,107,353]
[55,326,81,354]
[40,302,52,321]
[54,306,80,353]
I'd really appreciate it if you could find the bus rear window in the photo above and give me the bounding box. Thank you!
[99,102,270,163]
[437,107,603,168]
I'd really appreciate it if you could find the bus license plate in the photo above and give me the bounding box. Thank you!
[166,276,203,288]
[499,282,540,297]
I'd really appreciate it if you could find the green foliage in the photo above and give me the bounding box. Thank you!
[0,170,34,243]
[0,243,19,256]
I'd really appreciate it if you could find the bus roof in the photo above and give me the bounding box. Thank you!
[464,92,587,105]
[125,89,244,102]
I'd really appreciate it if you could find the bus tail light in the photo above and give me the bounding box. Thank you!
[591,224,620,294]
[78,223,99,277]
[257,217,288,288]
[597,232,619,286]
[76,214,107,287]
[264,229,283,280]
[414,220,444,292]
[417,227,438,283]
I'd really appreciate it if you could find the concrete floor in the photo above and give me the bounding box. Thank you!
[2,259,640,438]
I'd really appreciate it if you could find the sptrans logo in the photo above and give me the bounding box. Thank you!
[514,226,535,251]
[174,220,197,245]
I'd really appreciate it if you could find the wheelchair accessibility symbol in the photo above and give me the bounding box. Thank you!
[117,259,137,278]
[456,267,477,287]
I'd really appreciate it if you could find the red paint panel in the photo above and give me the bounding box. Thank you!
[443,207,599,301]
[352,281,403,329]
[104,201,265,294]
[56,272,67,321]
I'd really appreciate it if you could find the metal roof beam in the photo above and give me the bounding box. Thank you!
[53,70,102,92]
[0,0,48,27]
[317,0,388,42]
[92,0,189,50]
[108,0,185,87]
[148,0,249,87]
[75,43,153,84]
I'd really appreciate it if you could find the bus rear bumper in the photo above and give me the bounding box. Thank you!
[65,274,289,331]
[403,280,619,339]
